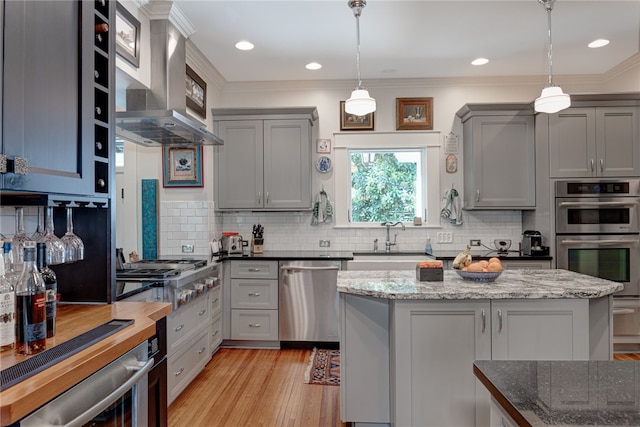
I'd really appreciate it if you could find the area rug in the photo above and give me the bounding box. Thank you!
[304,348,340,386]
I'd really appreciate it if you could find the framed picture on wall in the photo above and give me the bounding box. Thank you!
[340,101,375,131]
[163,145,203,187]
[396,97,433,130]
[186,65,207,119]
[115,2,141,68]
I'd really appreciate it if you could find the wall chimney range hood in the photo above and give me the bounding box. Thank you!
[116,19,222,146]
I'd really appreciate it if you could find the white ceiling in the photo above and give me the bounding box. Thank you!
[171,0,640,83]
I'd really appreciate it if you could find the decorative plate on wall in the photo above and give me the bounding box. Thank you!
[316,156,332,173]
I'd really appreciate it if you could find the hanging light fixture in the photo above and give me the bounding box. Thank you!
[534,0,570,114]
[345,0,376,116]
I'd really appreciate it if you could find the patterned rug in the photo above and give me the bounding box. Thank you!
[304,348,340,386]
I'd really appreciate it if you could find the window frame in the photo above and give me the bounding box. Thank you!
[333,131,442,228]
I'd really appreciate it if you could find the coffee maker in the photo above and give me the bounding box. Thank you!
[521,230,543,255]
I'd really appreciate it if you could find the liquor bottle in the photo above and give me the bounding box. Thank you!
[37,243,57,338]
[15,241,47,355]
[0,250,16,352]
[2,239,18,286]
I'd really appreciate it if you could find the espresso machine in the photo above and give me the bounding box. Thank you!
[521,230,546,255]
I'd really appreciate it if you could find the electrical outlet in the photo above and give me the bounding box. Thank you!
[470,239,481,247]
[182,244,194,253]
[319,240,331,247]
[437,232,453,244]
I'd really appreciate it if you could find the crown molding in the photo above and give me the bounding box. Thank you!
[138,0,196,39]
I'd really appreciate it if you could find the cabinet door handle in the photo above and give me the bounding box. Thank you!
[198,347,206,355]
[476,190,480,202]
[481,309,486,333]
[212,298,219,304]
[175,368,184,377]
[249,323,261,328]
[248,292,261,297]
[257,192,262,204]
[599,158,604,173]
[497,310,503,333]
[212,329,219,337]
[590,159,595,172]
[199,309,207,316]
[266,192,270,204]
[174,324,184,332]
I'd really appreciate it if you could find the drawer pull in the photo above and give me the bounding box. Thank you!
[174,324,184,332]
[212,330,219,337]
[248,268,262,272]
[198,347,206,355]
[199,309,207,316]
[175,368,184,377]
[212,298,219,304]
[248,292,261,297]
[249,323,261,328]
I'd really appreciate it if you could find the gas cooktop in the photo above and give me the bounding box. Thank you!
[115,268,181,279]
[126,259,208,270]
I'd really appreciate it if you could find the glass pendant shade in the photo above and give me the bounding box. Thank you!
[535,86,571,114]
[345,89,376,116]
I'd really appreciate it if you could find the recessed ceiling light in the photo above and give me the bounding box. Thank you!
[471,58,489,66]
[235,41,254,51]
[588,39,609,48]
[305,62,322,70]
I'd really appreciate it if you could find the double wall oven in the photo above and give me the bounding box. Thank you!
[555,179,640,352]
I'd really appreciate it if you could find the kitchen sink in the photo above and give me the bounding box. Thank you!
[347,252,434,271]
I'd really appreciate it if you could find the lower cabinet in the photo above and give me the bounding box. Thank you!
[392,299,590,427]
[229,260,279,342]
[167,331,209,405]
[210,284,223,355]
[340,294,596,427]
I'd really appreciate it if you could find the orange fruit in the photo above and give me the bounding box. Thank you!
[467,262,484,272]
[489,257,502,264]
[479,260,489,268]
[487,262,503,272]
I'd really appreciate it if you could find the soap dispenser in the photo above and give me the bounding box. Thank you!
[424,235,433,255]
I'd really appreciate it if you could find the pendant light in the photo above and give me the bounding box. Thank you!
[534,0,570,114]
[345,0,376,116]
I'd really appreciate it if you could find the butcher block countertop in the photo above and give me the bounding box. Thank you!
[0,301,172,426]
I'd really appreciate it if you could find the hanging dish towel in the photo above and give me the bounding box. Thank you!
[311,190,334,225]
[441,187,463,226]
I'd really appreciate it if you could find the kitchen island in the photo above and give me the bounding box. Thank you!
[0,301,172,426]
[338,269,623,427]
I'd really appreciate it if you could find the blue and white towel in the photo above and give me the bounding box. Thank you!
[441,187,463,226]
[311,190,333,225]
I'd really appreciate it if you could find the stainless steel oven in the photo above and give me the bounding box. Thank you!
[555,179,640,352]
[20,341,151,426]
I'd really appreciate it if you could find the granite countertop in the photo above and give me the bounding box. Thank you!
[337,269,623,300]
[474,360,640,426]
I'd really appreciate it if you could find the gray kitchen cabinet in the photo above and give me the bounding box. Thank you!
[457,104,536,210]
[212,108,318,210]
[229,260,279,341]
[1,0,113,197]
[549,106,640,178]
[209,283,223,355]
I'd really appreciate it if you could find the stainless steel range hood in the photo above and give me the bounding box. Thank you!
[116,19,222,146]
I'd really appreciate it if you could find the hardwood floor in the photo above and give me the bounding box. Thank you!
[169,348,639,426]
[168,348,346,427]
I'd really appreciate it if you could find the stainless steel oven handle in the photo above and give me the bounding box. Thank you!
[63,358,154,427]
[558,201,639,207]
[280,266,340,271]
[613,308,635,315]
[559,239,639,246]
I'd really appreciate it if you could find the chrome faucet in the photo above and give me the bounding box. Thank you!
[381,221,405,252]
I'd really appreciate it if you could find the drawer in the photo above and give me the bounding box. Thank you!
[167,331,209,405]
[210,312,222,353]
[230,260,278,279]
[231,309,278,341]
[167,295,209,355]
[231,279,278,309]
[210,285,222,315]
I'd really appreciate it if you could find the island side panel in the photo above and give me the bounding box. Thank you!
[589,296,614,360]
[340,294,390,424]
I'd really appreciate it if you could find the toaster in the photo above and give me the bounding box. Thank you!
[222,234,243,254]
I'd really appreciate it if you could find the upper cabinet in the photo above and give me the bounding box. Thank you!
[549,105,640,178]
[1,0,113,198]
[213,108,318,211]
[457,104,536,210]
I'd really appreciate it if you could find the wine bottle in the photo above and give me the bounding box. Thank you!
[37,243,57,338]
[0,249,15,352]
[15,241,46,355]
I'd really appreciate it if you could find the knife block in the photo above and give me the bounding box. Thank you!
[251,238,264,254]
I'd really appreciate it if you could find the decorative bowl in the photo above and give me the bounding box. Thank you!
[454,270,502,282]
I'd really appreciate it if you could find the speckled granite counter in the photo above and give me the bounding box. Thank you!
[474,360,640,426]
[337,269,623,299]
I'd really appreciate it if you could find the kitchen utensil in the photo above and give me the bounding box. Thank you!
[455,270,502,282]
[494,239,512,253]
[222,234,243,254]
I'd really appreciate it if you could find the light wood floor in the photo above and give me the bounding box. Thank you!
[168,348,346,427]
[169,349,639,426]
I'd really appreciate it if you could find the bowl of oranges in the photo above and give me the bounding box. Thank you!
[454,257,503,282]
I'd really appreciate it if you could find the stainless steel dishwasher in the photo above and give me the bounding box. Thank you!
[279,260,341,342]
